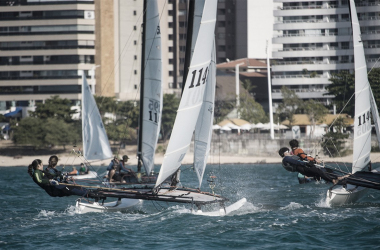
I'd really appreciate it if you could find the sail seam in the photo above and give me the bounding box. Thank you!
[177,102,203,112]
[165,144,191,156]
[201,19,216,24]
[189,60,212,68]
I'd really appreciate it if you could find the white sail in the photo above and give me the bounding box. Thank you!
[350,0,372,173]
[140,0,162,175]
[370,89,380,147]
[82,75,113,161]
[193,41,216,188]
[155,0,217,187]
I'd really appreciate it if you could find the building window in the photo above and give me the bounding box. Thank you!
[169,71,173,76]
[134,55,137,60]
[168,10,173,15]
[134,84,137,89]
[133,10,136,15]
[179,46,186,52]
[169,46,173,52]
[169,59,174,64]
[134,70,137,75]
[179,58,185,64]
[168,34,173,40]
[179,34,186,40]
[134,40,137,45]
[134,26,137,30]
[179,70,184,76]
[179,21,186,28]
[169,22,173,28]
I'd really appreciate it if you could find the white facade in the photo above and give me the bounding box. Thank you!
[247,0,282,59]
[272,0,380,104]
[0,1,96,108]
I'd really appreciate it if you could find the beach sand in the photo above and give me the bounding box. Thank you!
[2,142,380,167]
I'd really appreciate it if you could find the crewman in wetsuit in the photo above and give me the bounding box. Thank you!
[28,159,91,197]
[45,155,61,180]
[289,139,319,163]
[279,147,341,184]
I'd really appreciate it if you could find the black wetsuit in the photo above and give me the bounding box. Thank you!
[282,155,337,182]
[32,169,89,197]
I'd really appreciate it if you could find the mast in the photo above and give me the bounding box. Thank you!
[137,0,147,171]
[182,0,195,94]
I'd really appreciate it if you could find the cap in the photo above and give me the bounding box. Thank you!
[122,155,129,160]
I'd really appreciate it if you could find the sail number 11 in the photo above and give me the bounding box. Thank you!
[148,99,160,124]
[189,66,209,88]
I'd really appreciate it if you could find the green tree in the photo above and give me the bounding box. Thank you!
[237,92,268,123]
[29,95,77,122]
[116,100,139,128]
[324,70,355,116]
[326,68,380,117]
[277,86,303,127]
[12,117,45,148]
[44,118,81,149]
[94,96,117,116]
[214,100,234,123]
[321,117,349,157]
[161,94,180,141]
[304,100,329,138]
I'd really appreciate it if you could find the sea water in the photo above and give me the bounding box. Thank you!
[1,164,380,249]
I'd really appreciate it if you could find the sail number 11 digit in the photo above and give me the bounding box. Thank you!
[148,99,160,124]
[189,66,209,88]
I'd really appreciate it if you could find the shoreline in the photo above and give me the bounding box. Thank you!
[2,151,380,167]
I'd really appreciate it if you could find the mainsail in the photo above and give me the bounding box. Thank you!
[194,41,216,188]
[350,0,372,173]
[139,0,162,175]
[82,74,113,161]
[155,0,218,187]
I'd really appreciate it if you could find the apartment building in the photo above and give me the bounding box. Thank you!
[272,0,380,106]
[0,0,96,112]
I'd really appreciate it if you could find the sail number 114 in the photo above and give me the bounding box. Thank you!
[189,66,209,88]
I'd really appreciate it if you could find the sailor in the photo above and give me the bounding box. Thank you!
[45,155,61,180]
[68,166,78,175]
[289,139,318,163]
[28,159,91,197]
[79,163,88,175]
[279,147,340,184]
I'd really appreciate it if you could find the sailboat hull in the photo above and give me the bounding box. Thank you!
[75,198,142,214]
[326,184,368,206]
[70,171,98,180]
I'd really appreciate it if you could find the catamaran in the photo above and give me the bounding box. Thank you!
[73,0,246,214]
[325,0,380,205]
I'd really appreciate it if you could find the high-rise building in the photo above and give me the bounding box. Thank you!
[0,0,96,112]
[272,0,380,106]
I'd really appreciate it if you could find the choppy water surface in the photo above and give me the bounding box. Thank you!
[1,164,380,249]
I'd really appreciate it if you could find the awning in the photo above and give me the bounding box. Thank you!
[4,107,22,117]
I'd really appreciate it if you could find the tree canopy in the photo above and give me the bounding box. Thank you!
[29,95,77,123]
[161,94,180,141]
[237,92,268,123]
[276,86,303,126]
[325,68,380,117]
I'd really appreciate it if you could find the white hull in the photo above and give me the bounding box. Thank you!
[194,198,247,216]
[326,184,369,206]
[70,171,98,180]
[76,198,142,214]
